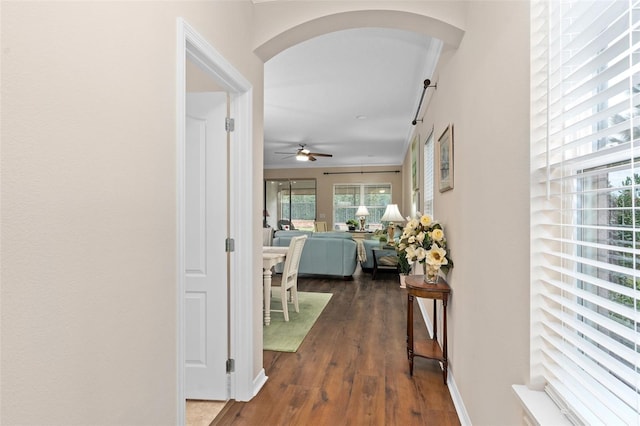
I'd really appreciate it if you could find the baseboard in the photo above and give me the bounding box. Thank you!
[416,297,434,338]
[416,298,471,425]
[252,368,268,397]
[447,370,472,426]
[212,370,268,425]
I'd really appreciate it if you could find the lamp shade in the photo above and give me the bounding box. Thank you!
[381,204,404,222]
[355,205,370,217]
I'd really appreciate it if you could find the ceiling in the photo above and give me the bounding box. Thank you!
[263,27,442,169]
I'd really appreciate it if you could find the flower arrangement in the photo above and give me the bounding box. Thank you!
[396,212,453,282]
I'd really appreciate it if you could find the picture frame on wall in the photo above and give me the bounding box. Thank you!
[438,124,453,192]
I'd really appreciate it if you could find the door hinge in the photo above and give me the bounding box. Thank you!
[225,238,235,252]
[226,358,235,373]
[225,117,235,132]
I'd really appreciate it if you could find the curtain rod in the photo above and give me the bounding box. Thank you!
[412,78,437,125]
[323,170,400,175]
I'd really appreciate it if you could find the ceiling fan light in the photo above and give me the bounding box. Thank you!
[296,153,309,161]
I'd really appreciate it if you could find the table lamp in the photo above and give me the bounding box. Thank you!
[355,205,370,231]
[381,204,404,243]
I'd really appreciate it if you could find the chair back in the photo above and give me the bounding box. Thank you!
[315,221,327,232]
[262,227,273,246]
[281,235,307,290]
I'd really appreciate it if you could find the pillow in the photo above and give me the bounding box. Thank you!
[378,255,398,266]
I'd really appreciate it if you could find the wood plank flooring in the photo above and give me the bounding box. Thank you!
[214,266,460,426]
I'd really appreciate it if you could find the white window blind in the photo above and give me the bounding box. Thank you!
[424,131,434,217]
[531,1,640,424]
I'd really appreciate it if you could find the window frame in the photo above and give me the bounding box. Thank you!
[530,1,640,423]
[424,129,435,217]
[332,183,392,230]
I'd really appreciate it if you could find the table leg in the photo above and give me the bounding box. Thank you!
[407,293,415,376]
[263,267,272,326]
[372,253,378,280]
[432,299,438,341]
[442,298,448,384]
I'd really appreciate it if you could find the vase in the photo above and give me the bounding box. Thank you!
[399,274,407,288]
[423,263,440,284]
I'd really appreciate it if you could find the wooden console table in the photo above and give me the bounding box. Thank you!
[405,275,450,384]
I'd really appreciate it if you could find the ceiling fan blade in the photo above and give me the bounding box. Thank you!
[274,145,332,162]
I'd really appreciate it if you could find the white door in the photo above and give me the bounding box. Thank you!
[185,92,228,400]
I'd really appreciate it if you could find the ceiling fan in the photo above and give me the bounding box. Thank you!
[275,144,333,162]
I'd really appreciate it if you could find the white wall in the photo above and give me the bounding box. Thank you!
[1,2,262,424]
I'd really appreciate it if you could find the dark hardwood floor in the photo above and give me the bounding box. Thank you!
[214,266,460,426]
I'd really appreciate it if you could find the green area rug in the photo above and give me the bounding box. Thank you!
[263,291,333,352]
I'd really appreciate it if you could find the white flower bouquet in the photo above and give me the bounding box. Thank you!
[396,213,453,281]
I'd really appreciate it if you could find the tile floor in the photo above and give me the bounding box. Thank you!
[186,400,226,426]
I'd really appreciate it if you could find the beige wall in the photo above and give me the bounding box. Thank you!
[253,1,468,61]
[2,1,531,425]
[407,1,530,424]
[1,2,262,424]
[264,166,404,229]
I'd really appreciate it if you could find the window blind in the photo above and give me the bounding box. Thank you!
[424,131,434,216]
[531,0,640,424]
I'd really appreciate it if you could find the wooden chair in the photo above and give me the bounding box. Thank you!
[271,235,307,321]
[315,221,327,232]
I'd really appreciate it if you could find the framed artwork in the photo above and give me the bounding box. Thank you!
[411,134,419,191]
[438,124,453,192]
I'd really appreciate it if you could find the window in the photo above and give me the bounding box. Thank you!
[531,1,640,424]
[424,130,435,217]
[333,184,391,229]
[264,179,316,230]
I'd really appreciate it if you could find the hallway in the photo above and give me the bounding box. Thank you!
[215,267,460,425]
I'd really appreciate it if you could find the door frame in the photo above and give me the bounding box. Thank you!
[176,18,254,423]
